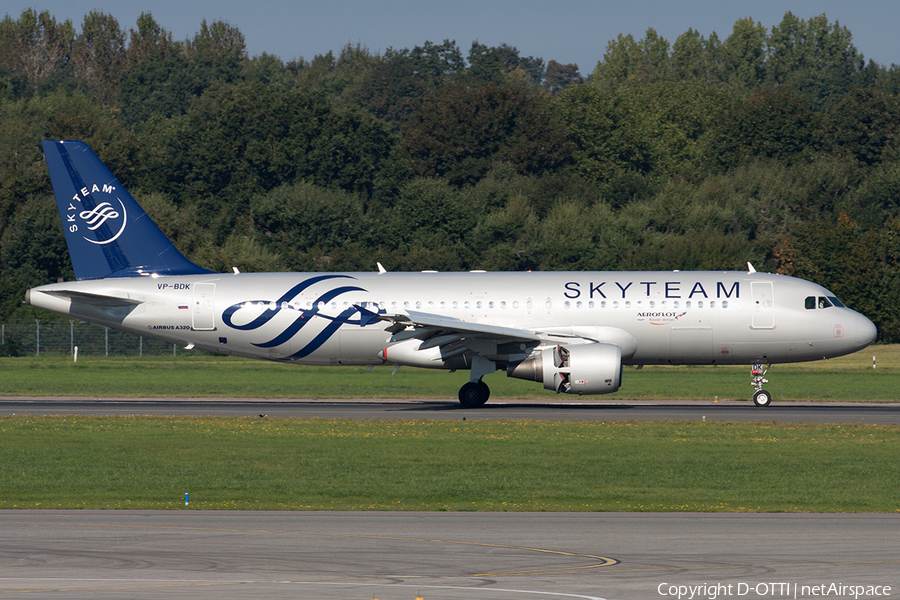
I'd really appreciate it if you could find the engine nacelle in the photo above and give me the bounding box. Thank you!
[508,343,622,394]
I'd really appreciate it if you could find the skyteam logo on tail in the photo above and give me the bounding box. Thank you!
[68,183,127,245]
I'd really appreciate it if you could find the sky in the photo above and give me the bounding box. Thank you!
[7,0,900,74]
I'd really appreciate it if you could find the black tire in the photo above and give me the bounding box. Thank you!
[753,389,772,407]
[458,381,490,408]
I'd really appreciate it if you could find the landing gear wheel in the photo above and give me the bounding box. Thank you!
[458,381,490,408]
[753,389,772,407]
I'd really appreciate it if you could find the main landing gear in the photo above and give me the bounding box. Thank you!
[457,355,496,408]
[751,363,772,407]
[458,380,490,408]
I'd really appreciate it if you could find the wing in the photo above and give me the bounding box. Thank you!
[374,308,638,364]
[377,309,558,362]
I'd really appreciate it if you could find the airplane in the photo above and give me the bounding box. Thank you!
[25,140,877,407]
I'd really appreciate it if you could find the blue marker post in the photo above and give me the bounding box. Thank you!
[185,492,189,506]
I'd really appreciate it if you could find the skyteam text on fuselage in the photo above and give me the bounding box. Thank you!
[26,141,878,407]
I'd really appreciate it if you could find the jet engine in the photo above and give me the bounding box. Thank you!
[507,343,622,394]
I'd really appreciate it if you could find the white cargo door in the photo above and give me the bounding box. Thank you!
[191,283,216,331]
[751,281,774,329]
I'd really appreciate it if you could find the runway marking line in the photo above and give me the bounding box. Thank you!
[598,559,900,573]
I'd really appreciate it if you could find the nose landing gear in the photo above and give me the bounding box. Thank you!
[751,363,771,407]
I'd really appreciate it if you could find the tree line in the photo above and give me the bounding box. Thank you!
[1,9,899,341]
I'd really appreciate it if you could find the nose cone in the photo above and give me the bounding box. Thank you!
[850,311,877,348]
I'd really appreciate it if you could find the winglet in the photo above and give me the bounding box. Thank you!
[41,140,215,280]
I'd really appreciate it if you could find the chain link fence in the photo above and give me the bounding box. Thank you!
[1,322,183,357]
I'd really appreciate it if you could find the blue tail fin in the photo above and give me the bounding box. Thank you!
[42,140,214,280]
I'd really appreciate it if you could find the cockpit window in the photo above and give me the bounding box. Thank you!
[806,296,844,309]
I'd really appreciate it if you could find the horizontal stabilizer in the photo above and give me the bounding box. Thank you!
[39,289,144,307]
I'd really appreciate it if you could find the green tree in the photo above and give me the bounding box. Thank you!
[294,44,379,101]
[351,40,464,127]
[118,13,194,126]
[766,13,864,104]
[0,98,47,237]
[466,42,544,85]
[821,88,900,166]
[184,19,246,88]
[0,9,75,86]
[0,193,72,320]
[70,11,126,107]
[402,80,570,186]
[143,81,397,222]
[543,60,582,94]
[706,88,821,170]
[250,182,370,271]
[557,83,652,183]
[723,17,768,88]
[671,29,727,84]
[593,29,671,86]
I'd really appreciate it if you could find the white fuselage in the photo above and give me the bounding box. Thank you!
[27,270,877,368]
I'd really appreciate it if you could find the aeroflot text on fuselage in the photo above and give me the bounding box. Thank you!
[563,280,740,299]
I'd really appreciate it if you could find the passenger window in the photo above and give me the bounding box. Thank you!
[805,296,816,310]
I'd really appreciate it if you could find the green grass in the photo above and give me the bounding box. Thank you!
[0,346,897,401]
[1,416,898,512]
